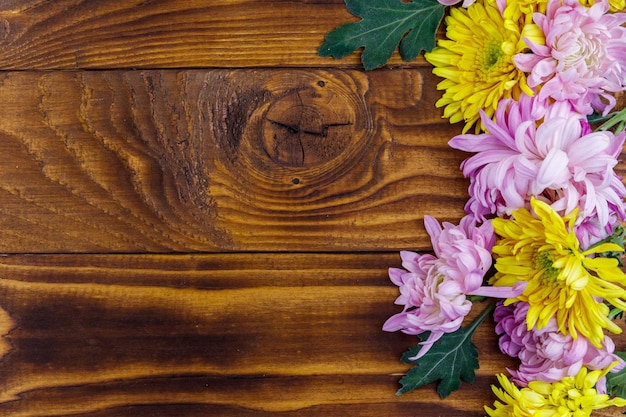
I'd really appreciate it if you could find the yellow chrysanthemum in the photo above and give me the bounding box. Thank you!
[579,0,625,13]
[502,0,548,26]
[485,365,626,417]
[424,0,541,133]
[489,198,626,348]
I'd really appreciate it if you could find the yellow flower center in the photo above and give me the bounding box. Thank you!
[481,41,504,72]
[534,251,560,284]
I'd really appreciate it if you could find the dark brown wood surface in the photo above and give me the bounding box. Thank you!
[0,1,624,416]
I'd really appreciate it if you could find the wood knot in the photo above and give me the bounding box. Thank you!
[262,86,354,167]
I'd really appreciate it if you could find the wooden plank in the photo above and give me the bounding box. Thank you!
[0,253,551,417]
[0,0,422,70]
[0,69,468,253]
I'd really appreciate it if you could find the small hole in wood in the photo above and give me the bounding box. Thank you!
[292,178,301,185]
[317,80,325,87]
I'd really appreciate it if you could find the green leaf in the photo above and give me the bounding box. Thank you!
[318,0,446,70]
[605,352,626,399]
[396,304,494,398]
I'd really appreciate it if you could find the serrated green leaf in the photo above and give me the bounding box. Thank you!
[318,0,445,70]
[606,352,626,400]
[396,304,494,398]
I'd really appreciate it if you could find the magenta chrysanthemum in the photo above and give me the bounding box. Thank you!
[514,0,626,115]
[494,302,625,392]
[383,215,520,358]
[449,93,626,247]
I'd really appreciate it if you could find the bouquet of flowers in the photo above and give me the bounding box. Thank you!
[320,0,626,414]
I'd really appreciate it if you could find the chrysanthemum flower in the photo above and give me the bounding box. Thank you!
[383,215,520,358]
[424,0,541,133]
[494,301,625,391]
[449,93,626,248]
[485,366,626,416]
[490,198,626,348]
[514,0,626,116]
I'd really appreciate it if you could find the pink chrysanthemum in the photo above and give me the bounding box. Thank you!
[494,302,625,392]
[514,0,626,115]
[449,93,626,248]
[383,215,520,358]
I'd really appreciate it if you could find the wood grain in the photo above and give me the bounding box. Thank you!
[0,253,539,416]
[0,68,468,253]
[0,0,422,70]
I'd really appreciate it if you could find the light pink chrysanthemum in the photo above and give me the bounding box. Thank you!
[383,215,520,359]
[514,0,626,116]
[494,302,625,393]
[449,93,626,248]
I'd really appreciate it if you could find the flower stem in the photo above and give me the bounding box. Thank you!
[609,307,624,320]
[466,302,496,334]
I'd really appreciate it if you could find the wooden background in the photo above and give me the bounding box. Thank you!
[0,1,624,416]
